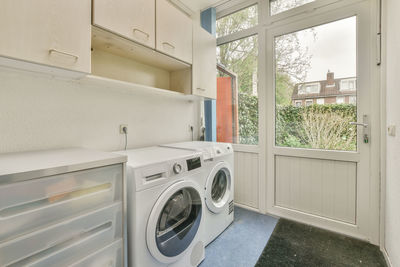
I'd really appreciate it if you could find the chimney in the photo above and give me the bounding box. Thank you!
[327,70,335,86]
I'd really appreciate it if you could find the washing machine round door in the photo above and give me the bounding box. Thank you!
[205,161,232,214]
[147,180,203,264]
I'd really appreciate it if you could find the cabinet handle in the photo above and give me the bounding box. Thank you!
[133,28,150,39]
[49,49,79,61]
[197,88,206,91]
[162,42,175,49]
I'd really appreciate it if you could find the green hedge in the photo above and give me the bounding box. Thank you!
[276,104,357,150]
[238,92,259,145]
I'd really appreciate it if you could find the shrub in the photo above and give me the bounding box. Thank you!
[276,104,357,151]
[238,92,259,145]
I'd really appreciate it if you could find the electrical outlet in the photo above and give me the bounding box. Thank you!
[120,124,128,134]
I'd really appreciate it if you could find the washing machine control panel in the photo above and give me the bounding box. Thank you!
[186,157,202,171]
[173,163,183,174]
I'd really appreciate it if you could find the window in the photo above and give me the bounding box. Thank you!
[270,0,315,16]
[316,98,325,105]
[295,100,302,107]
[305,100,313,106]
[298,83,320,94]
[336,96,345,104]
[216,5,258,38]
[340,78,356,91]
[217,35,258,145]
[349,96,356,104]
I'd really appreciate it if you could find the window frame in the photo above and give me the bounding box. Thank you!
[295,100,303,107]
[336,96,345,104]
[340,78,357,91]
[305,99,314,106]
[216,0,262,150]
[316,98,325,105]
[299,82,321,94]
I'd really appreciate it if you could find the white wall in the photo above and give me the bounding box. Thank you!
[0,68,200,154]
[384,0,400,265]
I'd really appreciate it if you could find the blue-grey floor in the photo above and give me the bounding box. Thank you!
[200,206,278,267]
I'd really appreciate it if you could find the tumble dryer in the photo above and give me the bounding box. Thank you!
[160,142,234,246]
[115,146,206,267]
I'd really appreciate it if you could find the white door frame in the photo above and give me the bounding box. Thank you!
[264,0,381,244]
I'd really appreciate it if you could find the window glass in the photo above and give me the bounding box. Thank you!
[217,35,258,145]
[275,17,357,151]
[299,83,320,94]
[270,0,315,16]
[336,96,345,104]
[340,79,357,91]
[216,5,258,38]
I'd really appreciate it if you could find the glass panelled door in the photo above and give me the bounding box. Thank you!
[266,0,380,244]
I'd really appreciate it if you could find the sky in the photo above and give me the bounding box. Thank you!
[297,16,357,82]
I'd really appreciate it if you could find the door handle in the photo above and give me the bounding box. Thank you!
[162,42,175,50]
[133,28,150,39]
[49,49,79,61]
[349,122,368,128]
[350,115,370,144]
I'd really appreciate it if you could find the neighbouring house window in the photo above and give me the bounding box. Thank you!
[340,78,356,91]
[270,0,315,16]
[336,96,345,104]
[305,100,313,106]
[295,100,302,107]
[316,98,325,105]
[216,7,259,145]
[349,96,357,104]
[216,5,258,38]
[298,83,320,94]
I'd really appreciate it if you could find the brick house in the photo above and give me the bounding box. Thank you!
[291,71,357,107]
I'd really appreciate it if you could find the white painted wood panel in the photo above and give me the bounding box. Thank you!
[156,0,193,64]
[192,23,217,99]
[234,151,259,209]
[93,0,156,49]
[275,156,356,224]
[0,0,91,73]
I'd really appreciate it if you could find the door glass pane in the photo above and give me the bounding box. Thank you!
[217,35,258,145]
[270,0,315,16]
[216,5,258,38]
[156,188,202,257]
[211,170,228,203]
[275,17,357,151]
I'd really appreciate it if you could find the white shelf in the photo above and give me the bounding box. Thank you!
[79,75,202,101]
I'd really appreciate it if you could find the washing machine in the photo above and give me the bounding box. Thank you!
[160,141,234,246]
[115,146,207,267]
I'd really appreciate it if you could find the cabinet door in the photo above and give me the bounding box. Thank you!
[156,0,193,64]
[93,0,155,49]
[0,0,91,73]
[192,25,216,99]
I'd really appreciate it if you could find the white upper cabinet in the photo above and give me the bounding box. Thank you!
[192,24,217,99]
[156,0,193,64]
[93,0,155,49]
[0,0,91,73]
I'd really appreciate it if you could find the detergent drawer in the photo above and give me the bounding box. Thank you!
[0,202,122,267]
[0,164,122,242]
[70,239,123,267]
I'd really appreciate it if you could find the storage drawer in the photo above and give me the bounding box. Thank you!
[0,164,122,241]
[70,239,123,267]
[0,202,122,266]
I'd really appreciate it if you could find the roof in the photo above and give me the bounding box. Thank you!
[292,77,356,100]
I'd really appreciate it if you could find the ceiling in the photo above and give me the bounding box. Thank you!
[178,0,224,11]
